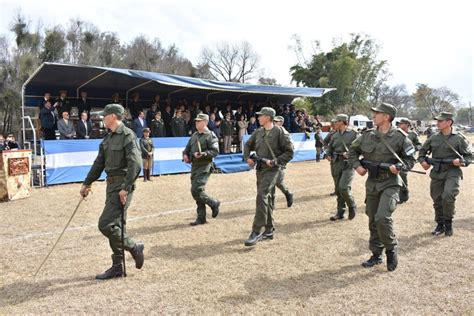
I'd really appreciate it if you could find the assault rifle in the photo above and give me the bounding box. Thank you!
[424,157,465,172]
[360,159,426,176]
[249,153,278,170]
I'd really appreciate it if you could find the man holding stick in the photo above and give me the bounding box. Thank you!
[80,104,144,280]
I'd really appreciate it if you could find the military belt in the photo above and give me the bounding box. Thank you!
[438,164,458,172]
[106,175,125,184]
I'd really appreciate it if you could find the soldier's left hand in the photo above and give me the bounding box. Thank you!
[453,158,463,167]
[266,159,275,167]
[119,190,128,205]
[389,165,400,174]
[194,152,203,158]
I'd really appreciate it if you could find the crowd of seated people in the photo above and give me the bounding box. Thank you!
[36,90,321,154]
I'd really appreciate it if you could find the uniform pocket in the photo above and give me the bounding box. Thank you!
[361,143,376,153]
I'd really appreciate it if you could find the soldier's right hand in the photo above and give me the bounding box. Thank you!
[247,159,255,167]
[326,156,332,162]
[420,161,431,170]
[355,166,367,176]
[80,185,90,198]
[183,155,190,163]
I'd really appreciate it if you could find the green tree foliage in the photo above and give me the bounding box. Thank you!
[41,26,67,62]
[455,107,472,125]
[290,34,387,116]
[412,84,459,120]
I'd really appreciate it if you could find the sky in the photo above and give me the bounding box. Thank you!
[1,0,472,104]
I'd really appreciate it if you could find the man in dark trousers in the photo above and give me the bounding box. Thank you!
[80,104,144,280]
[40,101,57,140]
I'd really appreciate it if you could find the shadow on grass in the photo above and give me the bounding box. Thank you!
[219,263,380,303]
[347,216,474,257]
[0,276,94,307]
[147,218,332,261]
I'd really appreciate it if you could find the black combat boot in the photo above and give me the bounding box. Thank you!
[329,191,337,196]
[130,241,145,269]
[361,253,383,268]
[445,220,453,236]
[244,231,263,246]
[96,255,124,280]
[262,228,274,240]
[285,192,294,208]
[431,222,445,236]
[330,211,344,221]
[211,200,220,218]
[190,218,207,226]
[348,206,357,220]
[386,249,398,272]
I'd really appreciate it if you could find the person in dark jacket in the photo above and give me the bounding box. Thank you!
[40,101,57,140]
[76,111,93,139]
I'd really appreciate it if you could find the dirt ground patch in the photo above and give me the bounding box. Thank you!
[1,135,473,313]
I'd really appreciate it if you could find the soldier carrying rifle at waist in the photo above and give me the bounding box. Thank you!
[418,112,472,237]
[348,103,416,272]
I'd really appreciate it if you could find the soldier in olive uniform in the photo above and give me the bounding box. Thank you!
[140,128,154,182]
[314,126,324,162]
[418,112,472,236]
[243,107,294,246]
[325,114,358,221]
[398,118,422,203]
[349,103,415,271]
[172,110,187,137]
[324,119,337,196]
[272,116,294,208]
[150,111,166,137]
[80,104,144,280]
[183,113,221,225]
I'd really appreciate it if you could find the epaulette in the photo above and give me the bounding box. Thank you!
[397,128,408,137]
[362,128,374,133]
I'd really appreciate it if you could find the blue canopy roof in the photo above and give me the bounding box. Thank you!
[23,62,334,107]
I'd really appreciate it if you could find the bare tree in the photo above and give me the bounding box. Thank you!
[199,41,259,83]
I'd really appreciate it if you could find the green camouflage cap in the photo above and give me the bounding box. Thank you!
[194,113,209,121]
[273,115,284,122]
[330,119,337,123]
[256,107,276,118]
[98,103,124,116]
[399,118,411,125]
[371,102,397,118]
[434,112,453,121]
[335,114,349,121]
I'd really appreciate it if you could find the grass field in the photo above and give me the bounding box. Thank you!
[0,136,473,313]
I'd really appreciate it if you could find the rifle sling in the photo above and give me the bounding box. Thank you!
[379,134,406,168]
[441,134,464,160]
